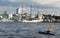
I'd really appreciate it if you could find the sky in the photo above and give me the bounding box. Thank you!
[0,0,60,15]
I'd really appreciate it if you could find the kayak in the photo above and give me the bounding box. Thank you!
[38,31,55,35]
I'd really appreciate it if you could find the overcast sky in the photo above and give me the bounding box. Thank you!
[0,0,60,15]
[0,0,60,7]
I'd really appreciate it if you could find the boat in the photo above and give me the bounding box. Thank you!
[19,4,43,23]
[38,23,55,35]
[20,19,43,23]
[0,18,14,22]
[38,31,55,35]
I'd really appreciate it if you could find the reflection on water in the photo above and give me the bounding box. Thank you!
[0,22,60,38]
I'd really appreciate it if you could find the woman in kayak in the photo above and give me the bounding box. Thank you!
[46,27,51,33]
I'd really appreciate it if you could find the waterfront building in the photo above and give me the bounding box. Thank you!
[13,14,19,21]
[3,11,8,19]
[8,14,14,20]
[50,15,60,22]
[16,8,19,14]
[0,14,3,20]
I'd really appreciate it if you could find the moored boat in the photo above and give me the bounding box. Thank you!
[20,19,43,23]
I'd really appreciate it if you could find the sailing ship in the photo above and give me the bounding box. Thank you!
[19,5,43,23]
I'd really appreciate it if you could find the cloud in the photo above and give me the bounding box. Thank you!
[0,0,60,8]
[8,0,22,3]
[32,0,58,4]
[6,0,60,7]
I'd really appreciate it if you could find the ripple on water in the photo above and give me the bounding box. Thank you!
[0,22,59,38]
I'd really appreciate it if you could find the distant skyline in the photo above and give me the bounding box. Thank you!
[0,0,60,15]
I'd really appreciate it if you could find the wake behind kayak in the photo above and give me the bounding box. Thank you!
[38,31,55,35]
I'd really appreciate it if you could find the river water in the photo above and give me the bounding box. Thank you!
[0,22,60,38]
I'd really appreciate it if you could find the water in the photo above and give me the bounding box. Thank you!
[0,22,60,38]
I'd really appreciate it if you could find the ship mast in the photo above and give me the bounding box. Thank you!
[35,7,40,18]
[20,4,24,20]
[21,4,23,14]
[29,4,32,20]
[37,8,40,18]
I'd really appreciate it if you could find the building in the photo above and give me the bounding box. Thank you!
[16,8,19,14]
[0,14,3,20]
[8,14,14,20]
[3,11,8,19]
[13,14,19,21]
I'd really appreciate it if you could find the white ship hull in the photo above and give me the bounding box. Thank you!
[0,18,14,22]
[0,20,14,22]
[19,19,43,23]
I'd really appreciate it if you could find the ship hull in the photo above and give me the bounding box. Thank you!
[20,19,43,23]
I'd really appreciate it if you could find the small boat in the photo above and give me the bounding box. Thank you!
[38,31,55,35]
[0,18,14,22]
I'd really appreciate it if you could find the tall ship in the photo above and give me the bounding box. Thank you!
[19,5,43,23]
